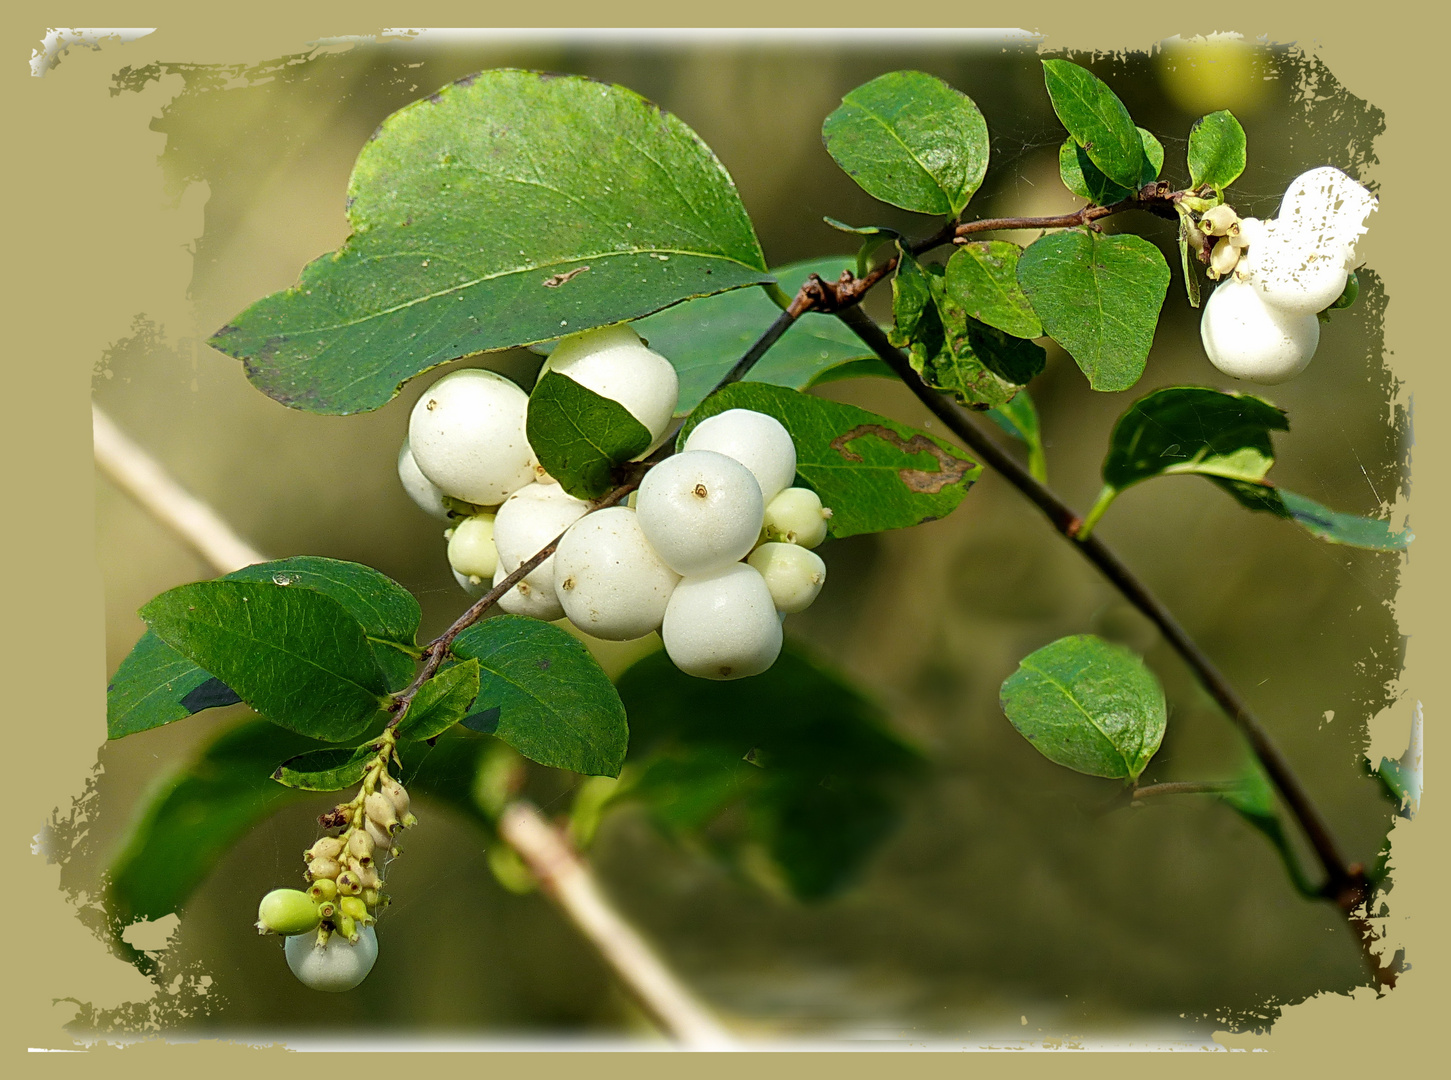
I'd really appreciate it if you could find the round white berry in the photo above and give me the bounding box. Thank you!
[490,483,588,620]
[285,925,378,992]
[682,409,797,505]
[539,324,679,453]
[447,513,498,581]
[761,487,830,549]
[397,439,452,520]
[747,542,826,614]
[408,369,534,506]
[635,450,764,576]
[554,507,680,641]
[662,563,783,680]
[1201,276,1320,385]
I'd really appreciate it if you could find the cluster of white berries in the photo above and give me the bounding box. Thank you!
[399,324,833,680]
[1199,166,1377,385]
[255,743,415,992]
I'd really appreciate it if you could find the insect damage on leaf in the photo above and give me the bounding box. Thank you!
[828,423,977,493]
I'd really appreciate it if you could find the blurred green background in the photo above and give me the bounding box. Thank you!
[73,34,1407,1042]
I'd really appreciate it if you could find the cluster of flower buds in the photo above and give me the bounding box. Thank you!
[1198,166,1376,385]
[255,740,417,991]
[398,324,835,680]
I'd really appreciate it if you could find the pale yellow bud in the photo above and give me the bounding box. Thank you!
[365,791,399,832]
[306,857,341,882]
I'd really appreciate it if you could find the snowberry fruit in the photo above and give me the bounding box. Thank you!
[554,507,681,640]
[682,409,797,505]
[256,888,322,936]
[1201,276,1320,385]
[491,483,589,620]
[747,543,827,614]
[447,513,498,581]
[539,324,680,453]
[408,369,534,505]
[662,563,783,680]
[761,487,830,549]
[285,924,378,992]
[397,439,453,520]
[635,450,765,576]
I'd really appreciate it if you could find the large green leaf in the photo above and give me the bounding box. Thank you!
[1017,229,1169,392]
[140,580,390,742]
[272,740,383,791]
[891,252,1045,410]
[1000,634,1166,782]
[1187,110,1247,193]
[944,242,1043,340]
[209,69,769,415]
[1058,127,1163,205]
[396,658,481,741]
[527,371,652,499]
[453,616,628,777]
[1041,59,1146,191]
[629,258,880,414]
[107,558,421,740]
[678,381,981,538]
[107,721,324,926]
[822,70,990,216]
[615,647,924,900]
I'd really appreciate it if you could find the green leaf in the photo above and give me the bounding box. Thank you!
[1215,763,1320,898]
[1041,59,1146,191]
[678,381,981,538]
[396,658,481,741]
[1058,128,1163,205]
[1177,212,1203,309]
[945,242,1043,339]
[527,371,652,500]
[106,631,241,740]
[140,580,389,742]
[1102,386,1287,492]
[630,258,881,415]
[892,252,1045,410]
[1017,229,1169,392]
[986,389,1048,484]
[1213,481,1414,550]
[107,721,323,926]
[616,646,924,900]
[452,616,628,777]
[822,70,990,216]
[272,740,385,791]
[1000,634,1166,781]
[209,69,769,415]
[1187,110,1247,193]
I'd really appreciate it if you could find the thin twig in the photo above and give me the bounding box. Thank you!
[91,403,736,1044]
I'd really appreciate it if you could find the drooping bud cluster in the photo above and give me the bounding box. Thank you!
[1198,166,1376,385]
[254,732,417,992]
[396,324,834,679]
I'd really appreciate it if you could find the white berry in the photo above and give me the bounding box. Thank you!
[447,513,498,581]
[747,542,826,614]
[761,487,830,549]
[635,450,764,576]
[285,925,378,992]
[554,507,680,640]
[408,369,534,505]
[539,324,679,453]
[397,439,452,520]
[1201,276,1320,385]
[682,409,797,505]
[662,563,783,680]
[491,483,589,620]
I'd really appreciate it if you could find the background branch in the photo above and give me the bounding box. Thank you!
[91,402,736,1046]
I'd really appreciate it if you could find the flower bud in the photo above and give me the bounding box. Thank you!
[336,870,363,896]
[362,888,381,907]
[316,900,337,921]
[1200,204,1240,236]
[365,792,399,832]
[305,836,345,862]
[338,914,359,943]
[365,818,395,855]
[1209,237,1240,279]
[307,878,338,904]
[347,829,375,862]
[306,857,341,882]
[340,896,371,924]
[256,888,323,936]
[355,863,382,891]
[380,777,411,817]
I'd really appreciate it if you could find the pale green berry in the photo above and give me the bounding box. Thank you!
[761,487,830,549]
[340,896,370,924]
[286,924,379,991]
[307,878,338,904]
[336,870,363,896]
[256,888,323,936]
[748,543,827,614]
[447,513,498,581]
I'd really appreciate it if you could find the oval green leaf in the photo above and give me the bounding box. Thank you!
[1017,229,1169,392]
[822,70,990,216]
[1000,634,1166,782]
[210,70,769,415]
[679,381,980,537]
[1187,110,1247,193]
[272,740,385,791]
[396,658,482,741]
[1058,128,1163,205]
[1041,59,1146,191]
[527,371,652,500]
[945,241,1043,340]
